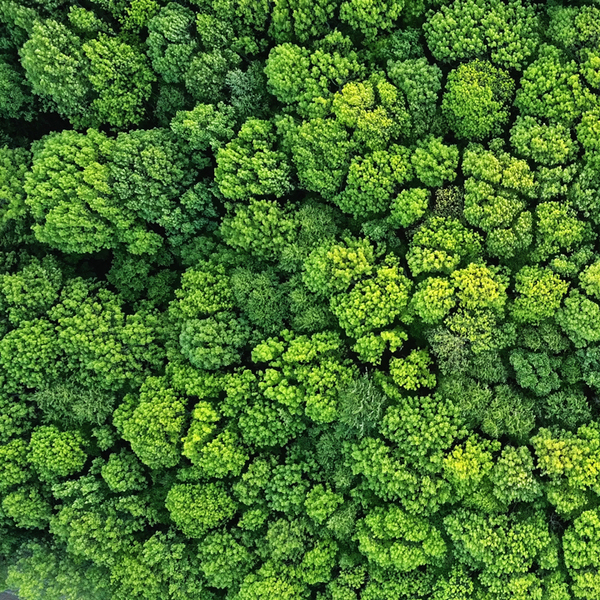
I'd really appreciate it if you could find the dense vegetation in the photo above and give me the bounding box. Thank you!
[2,0,600,598]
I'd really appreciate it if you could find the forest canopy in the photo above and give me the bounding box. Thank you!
[2,0,600,599]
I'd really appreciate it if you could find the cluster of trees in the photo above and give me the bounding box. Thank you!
[3,0,600,598]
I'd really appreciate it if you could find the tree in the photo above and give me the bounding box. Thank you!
[411,136,459,189]
[269,0,338,44]
[27,425,87,481]
[303,237,376,296]
[264,32,365,117]
[406,216,483,277]
[462,142,535,260]
[389,350,436,391]
[2,485,53,529]
[411,277,456,325]
[165,483,237,538]
[563,508,600,600]
[424,0,539,70]
[197,529,254,589]
[534,202,591,262]
[19,19,90,126]
[146,3,197,85]
[100,450,147,493]
[387,56,443,140]
[531,423,600,515]
[339,0,405,41]
[515,44,596,125]
[510,266,569,324]
[0,145,32,238]
[6,2,600,598]
[329,255,412,338]
[443,509,557,594]
[220,199,296,261]
[388,187,429,228]
[336,372,387,438]
[0,438,31,492]
[442,60,514,141]
[490,445,542,504]
[0,256,62,326]
[356,504,446,572]
[215,119,293,200]
[21,19,154,129]
[510,116,578,166]
[113,377,186,470]
[331,75,410,151]
[170,102,237,153]
[333,145,412,217]
[24,129,162,255]
[110,127,199,226]
[287,117,355,199]
[81,34,155,128]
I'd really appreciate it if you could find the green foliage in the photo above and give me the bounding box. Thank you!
[0,256,62,325]
[27,425,86,481]
[534,201,590,261]
[388,187,429,228]
[179,312,251,370]
[442,60,514,141]
[100,450,147,493]
[389,350,436,391]
[19,19,90,126]
[146,3,197,84]
[303,237,376,296]
[3,3,600,598]
[411,136,459,189]
[216,118,293,200]
[81,34,155,128]
[490,445,542,505]
[531,423,600,515]
[0,57,34,121]
[411,277,456,324]
[387,56,443,139]
[21,19,154,128]
[2,485,52,529]
[231,268,289,333]
[24,129,168,255]
[333,145,412,217]
[0,145,31,231]
[331,76,410,151]
[265,33,365,117]
[515,44,596,125]
[305,484,343,524]
[356,504,446,571]
[171,102,237,153]
[339,0,404,41]
[444,509,557,584]
[511,116,578,166]
[425,0,539,69]
[337,372,387,438]
[329,255,412,337]
[197,529,254,589]
[563,508,600,600]
[462,142,535,259]
[407,216,483,277]
[510,266,569,324]
[165,483,237,538]
[269,0,337,44]
[557,290,600,348]
[0,438,31,492]
[32,383,115,426]
[113,377,186,469]
[287,117,355,199]
[580,261,600,299]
